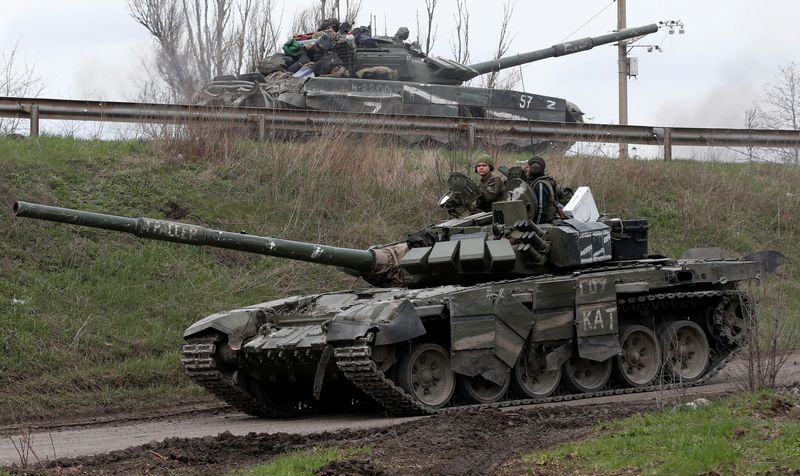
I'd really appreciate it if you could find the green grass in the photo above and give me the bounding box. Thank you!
[0,133,798,420]
[231,447,370,476]
[523,390,800,475]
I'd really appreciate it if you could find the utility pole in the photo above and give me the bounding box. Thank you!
[617,0,629,161]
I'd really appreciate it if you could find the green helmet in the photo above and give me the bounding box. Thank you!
[473,153,494,172]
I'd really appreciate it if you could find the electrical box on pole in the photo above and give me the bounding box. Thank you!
[626,57,638,77]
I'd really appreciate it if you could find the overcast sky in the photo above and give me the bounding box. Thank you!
[2,0,798,134]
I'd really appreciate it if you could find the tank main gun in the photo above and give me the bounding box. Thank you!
[11,197,608,288]
[423,23,659,84]
[466,23,658,77]
[13,201,376,273]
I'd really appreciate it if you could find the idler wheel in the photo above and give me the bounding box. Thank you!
[456,371,511,404]
[511,343,561,398]
[563,356,612,393]
[659,320,709,382]
[397,343,455,410]
[613,325,661,387]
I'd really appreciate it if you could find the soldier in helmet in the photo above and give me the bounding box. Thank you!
[318,18,341,33]
[523,156,564,223]
[473,153,507,213]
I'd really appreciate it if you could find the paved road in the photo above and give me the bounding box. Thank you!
[2,356,798,466]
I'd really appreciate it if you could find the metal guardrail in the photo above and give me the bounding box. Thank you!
[1,96,799,159]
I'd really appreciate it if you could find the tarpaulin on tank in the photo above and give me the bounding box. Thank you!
[326,299,425,345]
[449,287,533,385]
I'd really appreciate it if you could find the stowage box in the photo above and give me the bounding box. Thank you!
[547,219,612,267]
[607,218,648,260]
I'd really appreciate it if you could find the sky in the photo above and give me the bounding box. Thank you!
[1,0,798,143]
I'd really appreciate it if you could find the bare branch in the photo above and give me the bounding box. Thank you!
[0,40,47,134]
[128,0,279,101]
[482,0,517,90]
[758,62,800,164]
[422,0,437,56]
[449,0,470,64]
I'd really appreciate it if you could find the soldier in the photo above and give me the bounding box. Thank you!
[473,153,507,213]
[523,156,564,223]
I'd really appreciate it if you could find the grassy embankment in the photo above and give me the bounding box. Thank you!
[0,133,798,422]
[521,389,800,475]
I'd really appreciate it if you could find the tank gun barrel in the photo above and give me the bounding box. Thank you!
[466,23,659,78]
[13,201,376,273]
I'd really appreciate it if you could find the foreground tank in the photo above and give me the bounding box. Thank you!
[199,24,658,150]
[13,198,782,416]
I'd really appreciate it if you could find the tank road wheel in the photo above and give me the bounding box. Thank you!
[397,343,455,410]
[659,320,709,382]
[511,344,562,398]
[613,325,662,387]
[563,356,612,393]
[456,371,511,404]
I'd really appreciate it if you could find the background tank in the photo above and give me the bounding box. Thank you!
[199,24,658,150]
[13,196,780,416]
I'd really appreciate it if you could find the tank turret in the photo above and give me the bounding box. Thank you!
[13,196,651,288]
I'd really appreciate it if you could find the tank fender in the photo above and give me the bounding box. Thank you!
[326,299,426,345]
[183,309,260,350]
[449,288,532,385]
[743,250,785,275]
[575,276,622,361]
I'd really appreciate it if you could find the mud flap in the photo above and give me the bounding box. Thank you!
[450,288,533,386]
[545,343,572,371]
[313,345,334,400]
[326,299,426,345]
[575,276,622,362]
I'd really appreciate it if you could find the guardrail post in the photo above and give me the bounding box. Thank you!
[257,115,266,141]
[467,123,476,149]
[30,104,40,137]
[663,128,672,161]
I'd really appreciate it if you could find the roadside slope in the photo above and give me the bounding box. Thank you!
[1,135,797,422]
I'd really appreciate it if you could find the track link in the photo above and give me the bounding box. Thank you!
[334,290,745,416]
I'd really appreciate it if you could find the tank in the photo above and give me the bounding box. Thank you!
[198,24,659,150]
[12,196,783,416]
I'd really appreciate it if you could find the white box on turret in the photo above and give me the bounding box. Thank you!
[563,186,600,222]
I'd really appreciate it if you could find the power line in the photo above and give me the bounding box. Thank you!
[559,1,616,43]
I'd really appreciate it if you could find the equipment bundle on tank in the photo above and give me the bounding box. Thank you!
[13,182,784,416]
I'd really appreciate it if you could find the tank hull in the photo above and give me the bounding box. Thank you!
[182,257,757,416]
[198,77,583,150]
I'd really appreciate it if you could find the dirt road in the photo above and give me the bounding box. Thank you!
[2,356,798,474]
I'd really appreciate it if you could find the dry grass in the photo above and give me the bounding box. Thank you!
[3,130,797,421]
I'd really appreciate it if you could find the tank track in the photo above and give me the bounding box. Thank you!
[334,290,746,416]
[181,335,299,418]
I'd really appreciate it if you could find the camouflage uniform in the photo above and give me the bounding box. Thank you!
[474,155,507,213]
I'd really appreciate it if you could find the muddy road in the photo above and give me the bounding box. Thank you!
[2,356,799,475]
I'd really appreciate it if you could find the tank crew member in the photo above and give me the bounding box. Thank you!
[317,18,341,33]
[523,156,563,223]
[393,27,410,44]
[474,153,507,213]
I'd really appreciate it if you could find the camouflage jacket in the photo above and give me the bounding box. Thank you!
[475,171,507,212]
[527,175,557,224]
